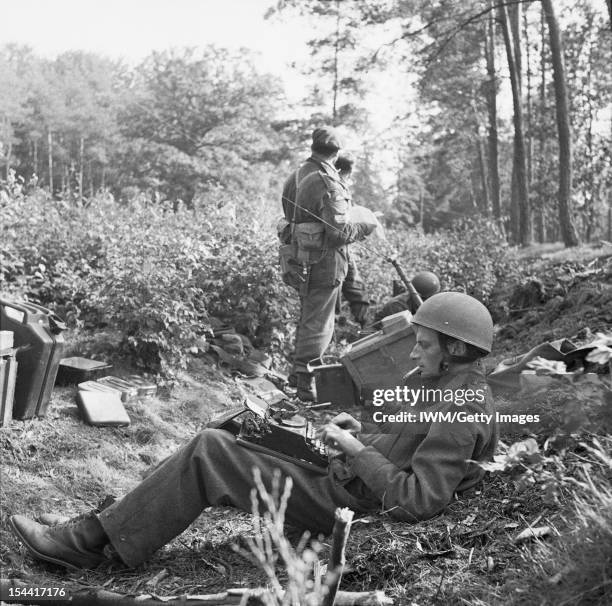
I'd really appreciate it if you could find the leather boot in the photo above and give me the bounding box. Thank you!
[38,513,69,525]
[10,513,109,570]
[296,373,316,402]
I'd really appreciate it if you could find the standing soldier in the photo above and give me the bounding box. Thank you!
[334,152,370,328]
[280,128,375,400]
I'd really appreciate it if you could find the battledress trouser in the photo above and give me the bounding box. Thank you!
[292,283,341,375]
[97,428,373,567]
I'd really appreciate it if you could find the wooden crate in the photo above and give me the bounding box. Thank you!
[340,313,417,398]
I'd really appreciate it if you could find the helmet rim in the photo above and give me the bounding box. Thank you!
[412,292,493,353]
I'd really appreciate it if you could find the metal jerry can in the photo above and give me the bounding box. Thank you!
[0,299,66,419]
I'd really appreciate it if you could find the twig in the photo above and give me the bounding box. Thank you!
[433,567,446,601]
[322,507,354,606]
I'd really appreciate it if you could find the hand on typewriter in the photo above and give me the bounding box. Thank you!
[329,412,361,434]
[317,422,365,458]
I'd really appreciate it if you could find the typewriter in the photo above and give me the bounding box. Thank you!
[213,396,329,474]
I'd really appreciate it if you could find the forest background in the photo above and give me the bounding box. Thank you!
[1,0,611,371]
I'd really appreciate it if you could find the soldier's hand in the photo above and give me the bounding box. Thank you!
[330,412,361,434]
[317,423,364,457]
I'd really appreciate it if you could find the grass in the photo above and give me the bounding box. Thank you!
[2,359,611,605]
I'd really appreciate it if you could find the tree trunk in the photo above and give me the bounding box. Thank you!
[78,135,84,204]
[541,0,580,246]
[4,116,12,179]
[509,1,523,238]
[33,138,38,178]
[47,129,53,192]
[509,2,522,82]
[332,0,340,124]
[476,134,490,214]
[509,165,519,243]
[88,160,94,198]
[536,5,547,243]
[500,2,532,246]
[485,3,501,221]
[523,5,534,188]
[584,13,597,242]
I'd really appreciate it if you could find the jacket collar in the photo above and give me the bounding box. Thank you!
[307,154,338,176]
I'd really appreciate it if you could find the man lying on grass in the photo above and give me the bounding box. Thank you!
[10,292,498,570]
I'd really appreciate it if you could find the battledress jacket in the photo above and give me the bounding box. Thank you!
[343,361,498,521]
[281,156,370,288]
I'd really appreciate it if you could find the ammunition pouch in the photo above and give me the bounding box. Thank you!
[294,221,325,251]
[276,217,291,245]
[279,242,304,291]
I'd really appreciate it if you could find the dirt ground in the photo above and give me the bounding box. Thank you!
[1,243,611,605]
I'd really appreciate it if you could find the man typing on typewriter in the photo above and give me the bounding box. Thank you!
[10,292,497,571]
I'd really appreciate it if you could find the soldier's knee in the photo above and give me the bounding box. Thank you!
[191,428,233,457]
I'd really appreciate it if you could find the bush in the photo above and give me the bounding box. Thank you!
[353,216,517,307]
[1,183,295,373]
[0,179,107,324]
[2,180,514,374]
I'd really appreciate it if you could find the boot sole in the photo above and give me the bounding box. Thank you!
[10,517,81,571]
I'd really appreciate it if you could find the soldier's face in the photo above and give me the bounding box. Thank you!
[411,326,444,377]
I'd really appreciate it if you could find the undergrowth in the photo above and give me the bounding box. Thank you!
[2,184,516,375]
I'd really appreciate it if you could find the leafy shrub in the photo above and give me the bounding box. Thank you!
[353,216,517,307]
[2,178,515,374]
[86,199,295,373]
[0,178,107,324]
[1,180,294,373]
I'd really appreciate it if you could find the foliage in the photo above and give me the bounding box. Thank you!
[354,216,516,306]
[1,180,295,374]
[237,470,323,606]
[272,0,612,243]
[518,465,612,606]
[116,47,283,203]
[0,170,103,322]
[479,340,612,508]
[0,44,288,208]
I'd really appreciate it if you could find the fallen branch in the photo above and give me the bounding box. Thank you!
[0,579,392,606]
[332,591,394,606]
[322,507,354,606]
[0,580,257,605]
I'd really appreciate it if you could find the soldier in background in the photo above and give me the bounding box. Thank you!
[279,128,375,400]
[335,152,370,328]
[373,271,441,322]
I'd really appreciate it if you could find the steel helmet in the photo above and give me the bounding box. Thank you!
[411,271,441,300]
[412,292,493,353]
